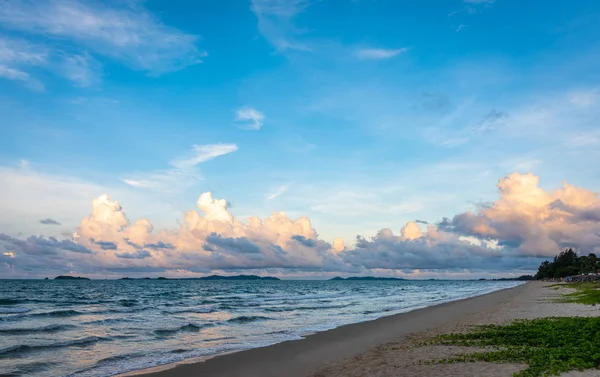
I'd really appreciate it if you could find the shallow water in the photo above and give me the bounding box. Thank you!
[0,279,524,377]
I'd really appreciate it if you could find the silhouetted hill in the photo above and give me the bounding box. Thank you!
[54,275,90,280]
[329,276,406,281]
[196,275,280,281]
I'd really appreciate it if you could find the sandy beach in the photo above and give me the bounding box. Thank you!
[131,281,600,377]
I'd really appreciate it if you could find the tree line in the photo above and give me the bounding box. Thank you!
[535,248,600,279]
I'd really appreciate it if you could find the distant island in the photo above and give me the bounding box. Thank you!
[117,275,280,281]
[477,275,534,281]
[54,275,90,280]
[329,276,407,281]
[196,275,280,281]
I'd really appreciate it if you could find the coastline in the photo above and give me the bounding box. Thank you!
[128,282,528,377]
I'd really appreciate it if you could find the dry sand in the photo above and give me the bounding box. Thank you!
[134,282,600,377]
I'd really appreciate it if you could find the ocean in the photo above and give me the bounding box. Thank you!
[0,279,524,377]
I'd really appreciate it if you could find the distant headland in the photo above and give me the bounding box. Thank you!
[118,275,280,281]
[54,275,90,280]
[329,276,407,281]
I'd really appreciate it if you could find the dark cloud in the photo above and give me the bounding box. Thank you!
[104,267,166,273]
[417,92,451,112]
[144,241,175,250]
[342,229,541,271]
[0,234,92,255]
[439,174,600,257]
[472,109,508,133]
[116,250,151,259]
[90,239,118,250]
[40,218,61,225]
[415,219,429,224]
[123,238,141,249]
[205,233,262,254]
[291,235,317,247]
[550,200,600,223]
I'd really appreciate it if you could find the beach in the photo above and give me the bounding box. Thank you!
[131,281,600,377]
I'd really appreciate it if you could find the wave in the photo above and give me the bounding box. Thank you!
[0,307,30,314]
[30,309,83,318]
[167,305,216,314]
[227,316,271,324]
[297,303,353,311]
[117,299,139,307]
[83,317,136,326]
[263,306,296,312]
[362,307,397,315]
[85,306,150,315]
[5,361,58,376]
[0,298,22,305]
[106,306,150,314]
[264,303,352,312]
[154,323,211,336]
[0,336,108,357]
[0,324,76,335]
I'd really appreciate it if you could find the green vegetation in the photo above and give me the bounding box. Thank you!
[425,317,600,377]
[535,248,599,279]
[554,282,600,305]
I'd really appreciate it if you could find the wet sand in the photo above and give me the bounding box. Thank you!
[133,282,598,377]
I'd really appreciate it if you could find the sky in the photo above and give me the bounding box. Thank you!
[1,0,600,279]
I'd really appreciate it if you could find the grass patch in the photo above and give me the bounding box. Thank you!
[554,282,600,305]
[426,317,600,377]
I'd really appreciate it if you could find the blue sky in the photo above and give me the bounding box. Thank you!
[1,0,600,278]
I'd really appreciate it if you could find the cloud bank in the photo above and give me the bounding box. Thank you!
[2,173,599,278]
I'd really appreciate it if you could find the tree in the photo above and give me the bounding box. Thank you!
[534,248,597,279]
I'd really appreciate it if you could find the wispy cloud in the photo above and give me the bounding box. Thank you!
[356,48,408,60]
[123,144,238,194]
[0,36,46,90]
[58,52,99,87]
[40,218,61,225]
[0,0,205,88]
[251,0,313,52]
[265,182,293,201]
[235,107,265,130]
[472,109,508,133]
[172,144,239,170]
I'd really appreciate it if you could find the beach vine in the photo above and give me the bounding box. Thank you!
[553,282,600,305]
[422,317,600,377]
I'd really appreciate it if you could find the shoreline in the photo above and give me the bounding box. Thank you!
[128,282,527,377]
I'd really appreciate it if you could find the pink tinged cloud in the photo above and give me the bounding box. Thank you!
[3,173,600,277]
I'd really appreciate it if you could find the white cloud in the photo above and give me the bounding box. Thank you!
[172,144,239,169]
[356,48,408,60]
[0,161,179,240]
[0,36,47,64]
[123,144,238,194]
[251,0,313,52]
[235,107,265,130]
[0,65,29,81]
[568,88,599,108]
[58,52,99,87]
[440,172,600,257]
[0,0,205,88]
[266,182,293,201]
[5,172,599,277]
[0,36,46,90]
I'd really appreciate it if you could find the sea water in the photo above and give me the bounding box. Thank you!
[0,279,524,377]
